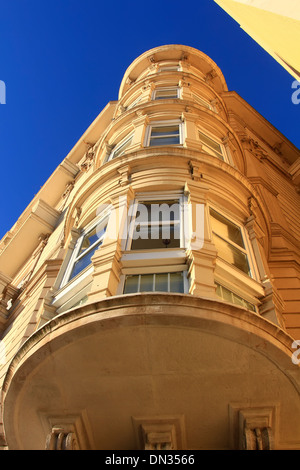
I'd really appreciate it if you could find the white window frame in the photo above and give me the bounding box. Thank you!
[121,269,189,295]
[124,191,187,252]
[61,215,108,287]
[192,93,214,111]
[209,206,264,306]
[52,210,111,312]
[106,133,134,163]
[144,119,184,147]
[152,87,180,100]
[119,191,189,295]
[197,128,226,161]
[210,207,253,277]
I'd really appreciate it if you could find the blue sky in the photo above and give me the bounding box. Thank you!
[0,0,299,240]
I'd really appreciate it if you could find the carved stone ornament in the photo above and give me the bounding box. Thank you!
[80,145,96,172]
[243,426,273,450]
[242,137,269,160]
[62,180,75,199]
[205,69,217,83]
[45,427,79,450]
[144,431,174,450]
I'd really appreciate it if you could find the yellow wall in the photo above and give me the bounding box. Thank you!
[215,0,300,80]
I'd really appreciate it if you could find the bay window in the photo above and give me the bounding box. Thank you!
[126,194,186,251]
[198,129,224,160]
[145,120,183,147]
[67,221,107,282]
[210,208,251,276]
[119,191,189,295]
[210,207,263,311]
[123,271,186,294]
[106,134,134,162]
[153,87,180,100]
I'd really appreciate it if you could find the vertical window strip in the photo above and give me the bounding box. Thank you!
[123,272,184,294]
[215,283,256,312]
[198,130,224,160]
[210,209,251,277]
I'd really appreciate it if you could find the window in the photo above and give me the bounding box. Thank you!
[198,130,224,160]
[215,283,256,312]
[124,271,185,294]
[146,121,182,147]
[158,65,180,72]
[52,212,110,314]
[192,93,213,111]
[127,198,183,251]
[119,192,188,296]
[210,209,251,276]
[106,134,133,162]
[127,95,142,110]
[153,87,180,100]
[64,216,108,284]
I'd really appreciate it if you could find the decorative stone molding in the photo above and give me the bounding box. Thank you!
[62,180,75,200]
[240,409,274,450]
[243,425,273,450]
[132,415,186,450]
[45,426,78,450]
[117,164,131,187]
[205,69,218,84]
[41,411,93,450]
[80,145,96,172]
[289,157,300,192]
[143,430,174,450]
[189,159,204,181]
[229,404,277,450]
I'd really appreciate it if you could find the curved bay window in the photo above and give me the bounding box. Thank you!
[119,192,189,296]
[210,208,251,277]
[52,214,109,314]
[124,271,185,294]
[67,221,107,282]
[198,129,225,160]
[145,120,183,147]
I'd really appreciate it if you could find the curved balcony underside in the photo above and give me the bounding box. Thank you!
[2,293,300,450]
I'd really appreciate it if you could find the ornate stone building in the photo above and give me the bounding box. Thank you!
[0,44,300,450]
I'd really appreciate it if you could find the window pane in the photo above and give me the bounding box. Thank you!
[155,273,169,292]
[78,226,100,256]
[131,230,180,249]
[155,89,178,99]
[212,233,250,275]
[124,275,139,294]
[216,283,256,312]
[69,243,101,280]
[169,272,184,293]
[193,94,212,109]
[139,274,154,292]
[112,136,132,159]
[158,66,179,72]
[150,136,180,146]
[151,126,179,136]
[210,210,244,248]
[131,201,181,250]
[199,131,222,154]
